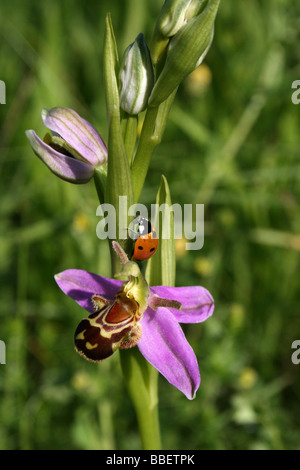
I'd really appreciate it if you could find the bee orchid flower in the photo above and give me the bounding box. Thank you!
[26,107,107,184]
[55,260,214,400]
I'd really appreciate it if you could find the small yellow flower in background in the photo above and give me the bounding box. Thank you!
[217,208,236,228]
[185,64,212,97]
[175,238,187,258]
[193,256,213,277]
[229,303,245,330]
[71,371,92,391]
[238,367,258,389]
[72,212,90,233]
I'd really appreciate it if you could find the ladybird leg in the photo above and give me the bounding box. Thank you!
[127,227,139,240]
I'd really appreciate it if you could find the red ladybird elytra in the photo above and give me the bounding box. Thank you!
[130,216,159,261]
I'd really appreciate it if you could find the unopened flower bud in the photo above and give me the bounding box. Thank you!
[149,0,220,107]
[157,0,205,37]
[119,33,154,115]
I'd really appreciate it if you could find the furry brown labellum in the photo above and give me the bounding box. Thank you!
[74,293,142,362]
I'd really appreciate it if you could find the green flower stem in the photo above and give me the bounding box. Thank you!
[121,112,138,165]
[94,166,162,450]
[100,12,167,450]
[150,31,169,74]
[103,15,135,273]
[95,171,168,450]
[131,88,178,202]
[94,164,107,204]
[119,348,161,450]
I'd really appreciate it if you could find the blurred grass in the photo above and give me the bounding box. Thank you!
[1,0,300,450]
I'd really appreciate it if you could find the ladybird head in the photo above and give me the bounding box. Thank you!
[132,218,158,261]
[129,216,152,239]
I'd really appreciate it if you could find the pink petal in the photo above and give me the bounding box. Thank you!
[138,306,200,399]
[26,130,94,183]
[42,107,107,166]
[54,269,122,313]
[150,285,214,323]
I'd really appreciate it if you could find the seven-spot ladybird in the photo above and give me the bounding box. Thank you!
[129,216,159,261]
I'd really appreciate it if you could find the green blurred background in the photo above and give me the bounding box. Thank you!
[1,0,300,450]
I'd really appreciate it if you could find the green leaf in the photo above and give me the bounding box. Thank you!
[145,175,176,287]
[103,14,135,273]
[103,13,120,120]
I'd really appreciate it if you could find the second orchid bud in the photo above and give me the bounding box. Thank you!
[149,0,220,107]
[119,33,154,115]
[157,0,205,37]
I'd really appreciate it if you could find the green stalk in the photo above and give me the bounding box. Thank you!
[131,88,178,203]
[101,14,162,450]
[93,163,107,204]
[94,168,162,450]
[119,348,161,450]
[121,112,138,165]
